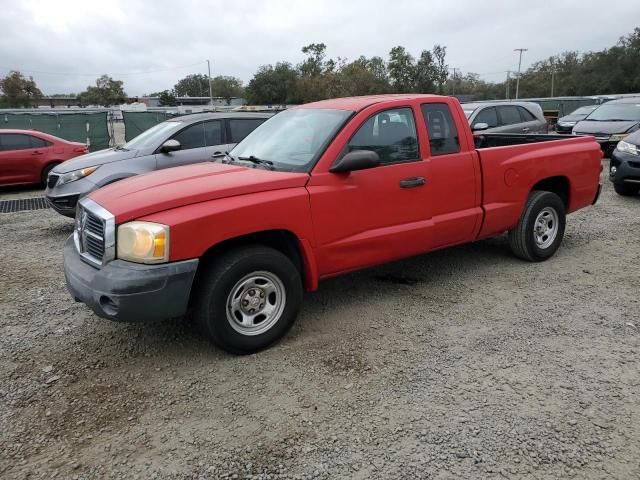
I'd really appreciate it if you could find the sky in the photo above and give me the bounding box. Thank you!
[1,0,638,96]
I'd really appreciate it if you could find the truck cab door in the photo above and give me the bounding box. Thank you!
[307,106,433,277]
[420,103,483,249]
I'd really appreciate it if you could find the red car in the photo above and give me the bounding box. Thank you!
[0,129,88,187]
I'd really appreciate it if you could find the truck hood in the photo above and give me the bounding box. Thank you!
[573,120,639,135]
[54,147,139,174]
[89,162,309,223]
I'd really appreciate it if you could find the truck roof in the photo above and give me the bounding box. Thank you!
[300,94,444,112]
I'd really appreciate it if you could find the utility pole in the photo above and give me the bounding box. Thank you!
[206,59,214,109]
[505,71,512,99]
[449,67,459,96]
[514,48,527,99]
[550,60,556,97]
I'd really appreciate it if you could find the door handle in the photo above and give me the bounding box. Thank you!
[399,177,426,188]
[522,128,530,133]
[212,151,224,158]
[31,151,43,155]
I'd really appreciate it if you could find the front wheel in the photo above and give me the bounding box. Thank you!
[193,246,303,354]
[508,191,566,262]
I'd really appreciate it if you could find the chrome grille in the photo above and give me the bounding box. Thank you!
[74,198,115,267]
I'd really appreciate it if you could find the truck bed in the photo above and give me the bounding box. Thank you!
[474,133,574,149]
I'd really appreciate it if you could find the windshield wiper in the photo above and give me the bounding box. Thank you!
[238,155,274,169]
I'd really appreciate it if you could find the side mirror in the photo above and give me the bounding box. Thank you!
[160,139,181,153]
[330,150,381,173]
[472,122,489,132]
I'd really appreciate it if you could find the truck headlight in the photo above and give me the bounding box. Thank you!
[616,140,639,156]
[117,221,169,264]
[57,166,99,186]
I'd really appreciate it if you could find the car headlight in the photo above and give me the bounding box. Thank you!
[558,121,576,127]
[609,134,629,142]
[616,140,639,156]
[117,221,169,264]
[56,166,99,186]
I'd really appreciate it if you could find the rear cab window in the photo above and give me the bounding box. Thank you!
[420,103,461,155]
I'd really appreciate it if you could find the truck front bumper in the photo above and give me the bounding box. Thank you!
[63,236,198,323]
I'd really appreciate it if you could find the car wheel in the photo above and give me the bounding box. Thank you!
[508,190,566,262]
[193,245,303,354]
[41,163,59,187]
[613,182,639,196]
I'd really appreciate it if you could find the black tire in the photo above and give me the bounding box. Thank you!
[613,182,639,196]
[41,163,59,187]
[193,246,303,354]
[508,191,566,262]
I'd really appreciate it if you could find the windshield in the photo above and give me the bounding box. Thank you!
[230,108,352,172]
[570,106,597,116]
[461,105,478,119]
[123,121,184,150]
[586,104,640,122]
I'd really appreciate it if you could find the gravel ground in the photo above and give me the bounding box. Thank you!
[1,163,639,479]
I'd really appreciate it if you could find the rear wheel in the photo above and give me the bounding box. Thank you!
[508,191,566,262]
[613,182,639,196]
[41,163,59,187]
[193,245,303,354]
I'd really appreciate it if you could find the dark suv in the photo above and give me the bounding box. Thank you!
[610,129,640,196]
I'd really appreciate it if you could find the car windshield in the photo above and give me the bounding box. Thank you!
[230,108,352,172]
[122,121,184,150]
[461,105,478,119]
[586,104,640,122]
[570,106,597,116]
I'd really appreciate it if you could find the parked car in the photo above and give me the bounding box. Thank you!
[45,112,272,217]
[573,97,640,157]
[63,94,602,354]
[461,101,547,134]
[0,129,88,187]
[609,129,640,196]
[555,105,598,134]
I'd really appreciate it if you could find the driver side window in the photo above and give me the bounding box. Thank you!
[172,122,206,150]
[348,108,419,165]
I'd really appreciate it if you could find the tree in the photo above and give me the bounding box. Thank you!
[0,71,42,107]
[299,43,327,77]
[414,50,437,93]
[388,46,415,93]
[245,62,300,104]
[431,45,448,94]
[158,89,177,106]
[339,56,390,96]
[210,76,244,104]
[78,75,126,106]
[173,73,209,97]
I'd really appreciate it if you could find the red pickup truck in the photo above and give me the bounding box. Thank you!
[64,94,602,354]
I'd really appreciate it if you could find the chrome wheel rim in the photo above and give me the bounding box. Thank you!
[533,207,559,249]
[226,271,286,336]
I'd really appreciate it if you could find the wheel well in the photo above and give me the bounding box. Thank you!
[191,230,305,300]
[41,162,61,182]
[531,176,570,208]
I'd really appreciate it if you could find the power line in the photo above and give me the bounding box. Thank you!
[0,61,207,77]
